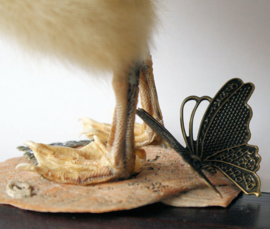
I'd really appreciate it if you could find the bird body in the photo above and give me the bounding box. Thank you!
[0,0,157,73]
[0,0,163,184]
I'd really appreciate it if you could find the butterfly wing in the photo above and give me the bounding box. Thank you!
[204,144,261,196]
[180,96,212,157]
[195,78,261,196]
[197,78,252,159]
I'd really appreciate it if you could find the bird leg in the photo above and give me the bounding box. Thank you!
[80,55,165,147]
[135,55,164,147]
[105,62,141,178]
[16,62,144,184]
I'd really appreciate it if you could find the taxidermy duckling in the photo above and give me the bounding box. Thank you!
[0,0,164,184]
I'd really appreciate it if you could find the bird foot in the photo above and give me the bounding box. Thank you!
[16,137,146,185]
[79,117,164,148]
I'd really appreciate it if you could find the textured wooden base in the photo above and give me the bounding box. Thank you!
[0,146,240,213]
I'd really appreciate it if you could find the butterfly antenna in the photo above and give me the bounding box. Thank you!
[136,108,222,198]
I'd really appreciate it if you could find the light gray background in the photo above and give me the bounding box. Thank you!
[0,0,269,192]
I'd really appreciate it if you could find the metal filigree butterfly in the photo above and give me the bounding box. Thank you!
[136,78,261,197]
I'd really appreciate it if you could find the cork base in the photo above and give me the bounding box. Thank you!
[0,146,240,213]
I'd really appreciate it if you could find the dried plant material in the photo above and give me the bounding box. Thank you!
[0,146,241,213]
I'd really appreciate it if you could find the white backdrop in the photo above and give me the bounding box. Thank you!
[0,0,269,192]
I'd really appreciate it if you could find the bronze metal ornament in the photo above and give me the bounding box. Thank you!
[137,78,261,197]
